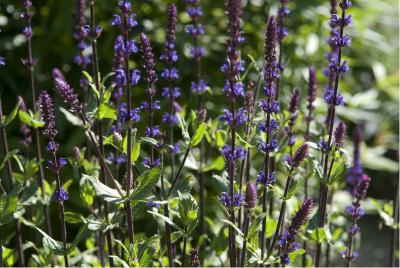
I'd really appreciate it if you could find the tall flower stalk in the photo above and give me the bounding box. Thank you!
[268,144,309,256]
[343,127,370,266]
[73,0,92,160]
[286,88,300,156]
[73,0,90,101]
[315,1,352,265]
[303,65,317,266]
[220,0,245,265]
[161,4,180,178]
[276,0,289,99]
[278,198,314,267]
[38,91,69,266]
[21,0,52,238]
[112,0,141,248]
[240,182,257,267]
[86,1,115,265]
[139,32,177,266]
[185,0,207,235]
[258,16,280,260]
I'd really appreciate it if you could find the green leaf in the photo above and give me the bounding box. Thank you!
[1,100,20,127]
[18,110,45,128]
[2,246,15,266]
[18,110,31,125]
[220,219,244,237]
[138,236,160,267]
[109,256,130,268]
[82,70,94,84]
[215,130,226,148]
[201,156,225,172]
[131,142,141,163]
[247,213,266,240]
[312,159,324,180]
[147,210,183,231]
[169,175,192,198]
[59,107,83,126]
[289,248,305,264]
[328,158,349,185]
[265,219,278,238]
[236,132,254,148]
[79,176,95,208]
[97,103,116,120]
[189,122,206,147]
[84,174,125,203]
[283,179,298,200]
[28,224,66,255]
[0,149,19,171]
[211,174,229,193]
[64,212,83,224]
[123,128,137,154]
[309,227,328,243]
[129,168,160,201]
[177,192,199,233]
[0,188,21,225]
[178,114,190,143]
[140,137,158,147]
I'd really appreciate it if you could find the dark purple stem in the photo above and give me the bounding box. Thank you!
[88,1,114,265]
[24,1,52,239]
[315,8,347,267]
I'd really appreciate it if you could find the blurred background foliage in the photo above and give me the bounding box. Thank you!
[0,0,398,266]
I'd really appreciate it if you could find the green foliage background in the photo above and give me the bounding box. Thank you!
[0,0,398,266]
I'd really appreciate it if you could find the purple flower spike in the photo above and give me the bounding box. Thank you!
[38,91,57,139]
[334,122,347,149]
[245,182,257,209]
[288,144,309,168]
[139,33,157,86]
[279,198,314,265]
[53,70,80,112]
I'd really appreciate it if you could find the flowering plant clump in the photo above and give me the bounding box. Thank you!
[0,0,397,267]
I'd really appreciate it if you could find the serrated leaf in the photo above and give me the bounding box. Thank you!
[0,189,20,225]
[84,174,125,203]
[64,212,83,224]
[283,179,297,200]
[177,192,199,233]
[189,122,206,147]
[169,175,192,198]
[138,236,160,267]
[129,168,160,201]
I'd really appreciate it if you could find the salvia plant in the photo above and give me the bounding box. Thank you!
[0,0,397,267]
